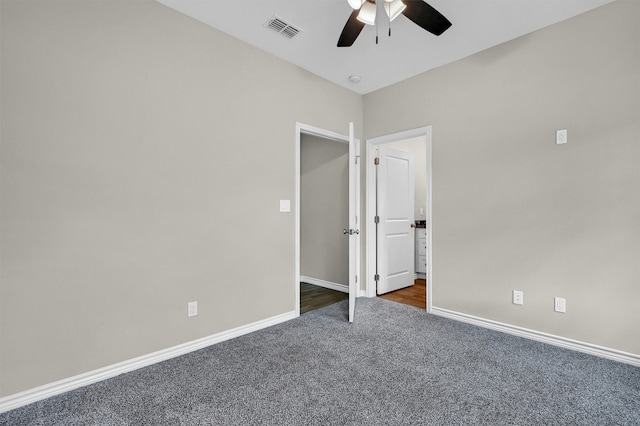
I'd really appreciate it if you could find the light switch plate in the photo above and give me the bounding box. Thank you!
[556,129,568,145]
[279,199,290,212]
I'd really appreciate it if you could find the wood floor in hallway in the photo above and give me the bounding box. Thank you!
[300,279,426,314]
[378,278,426,309]
[300,282,348,314]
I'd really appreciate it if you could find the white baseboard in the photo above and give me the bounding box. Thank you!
[301,276,349,293]
[431,306,640,367]
[0,310,296,414]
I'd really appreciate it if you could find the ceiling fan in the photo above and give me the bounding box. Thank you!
[338,0,452,47]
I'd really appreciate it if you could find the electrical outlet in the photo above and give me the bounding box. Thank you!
[554,297,566,313]
[188,301,198,317]
[513,290,524,305]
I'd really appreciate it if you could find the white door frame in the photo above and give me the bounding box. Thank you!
[365,126,433,312]
[295,122,360,318]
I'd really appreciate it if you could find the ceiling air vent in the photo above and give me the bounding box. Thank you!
[265,16,301,40]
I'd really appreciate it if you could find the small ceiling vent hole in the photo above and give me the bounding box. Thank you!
[265,16,301,39]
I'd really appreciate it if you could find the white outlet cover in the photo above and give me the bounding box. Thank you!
[554,297,566,313]
[188,301,198,317]
[513,290,524,305]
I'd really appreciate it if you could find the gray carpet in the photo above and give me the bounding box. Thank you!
[2,298,639,425]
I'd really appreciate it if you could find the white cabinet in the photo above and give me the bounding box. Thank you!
[416,228,427,274]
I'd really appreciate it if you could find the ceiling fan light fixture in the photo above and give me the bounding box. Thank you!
[356,2,376,25]
[337,0,451,47]
[347,0,365,9]
[385,0,406,22]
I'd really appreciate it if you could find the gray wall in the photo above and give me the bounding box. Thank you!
[0,0,362,396]
[300,135,349,286]
[364,0,639,354]
[385,137,427,221]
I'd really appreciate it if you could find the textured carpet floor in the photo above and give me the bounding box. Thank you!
[2,298,639,425]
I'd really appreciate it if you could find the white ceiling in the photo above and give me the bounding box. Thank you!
[155,0,614,95]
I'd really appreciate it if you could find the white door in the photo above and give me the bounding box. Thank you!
[348,122,360,322]
[376,146,414,295]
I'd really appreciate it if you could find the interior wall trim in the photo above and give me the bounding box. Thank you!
[431,307,640,367]
[301,276,349,293]
[0,310,297,414]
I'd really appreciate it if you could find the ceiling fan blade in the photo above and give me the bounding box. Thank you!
[338,9,366,47]
[402,0,452,36]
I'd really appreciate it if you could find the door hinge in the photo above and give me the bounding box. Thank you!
[374,215,380,224]
[374,274,380,282]
[374,157,379,165]
[355,155,360,164]
[355,275,358,283]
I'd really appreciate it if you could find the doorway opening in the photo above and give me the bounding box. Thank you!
[295,122,360,321]
[299,131,349,314]
[365,126,432,312]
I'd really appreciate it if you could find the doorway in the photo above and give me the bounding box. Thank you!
[365,126,432,312]
[299,132,349,314]
[295,122,360,321]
